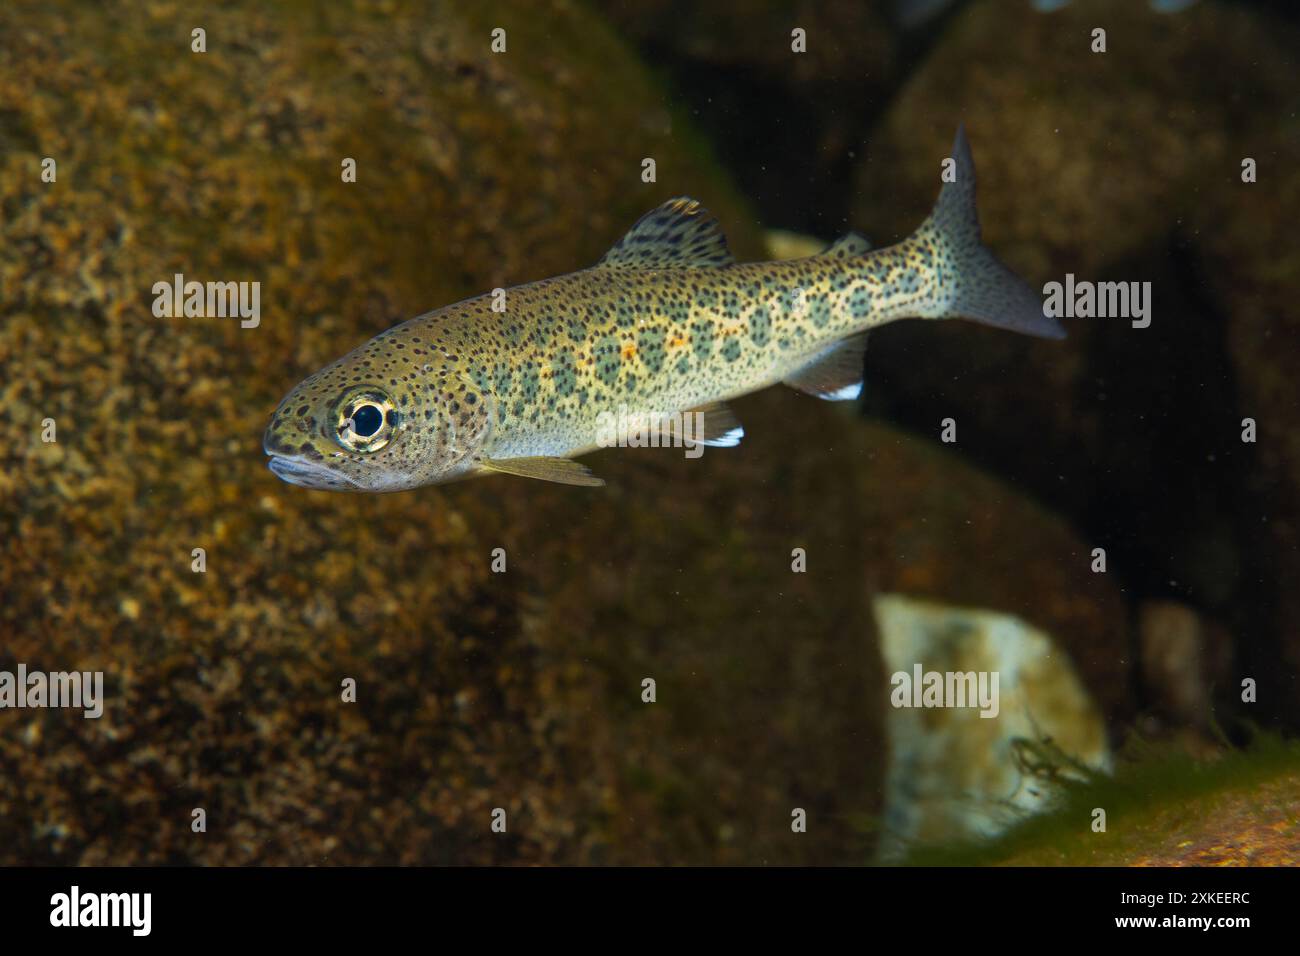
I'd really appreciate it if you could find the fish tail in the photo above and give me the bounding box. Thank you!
[912,125,1066,339]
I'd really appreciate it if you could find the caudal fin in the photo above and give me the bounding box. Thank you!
[915,125,1066,340]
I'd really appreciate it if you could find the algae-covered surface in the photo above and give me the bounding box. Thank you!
[902,735,1300,866]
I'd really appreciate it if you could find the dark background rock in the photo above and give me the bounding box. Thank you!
[593,0,899,237]
[1195,99,1300,724]
[845,0,1300,726]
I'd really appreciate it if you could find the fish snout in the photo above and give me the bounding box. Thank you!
[262,418,303,458]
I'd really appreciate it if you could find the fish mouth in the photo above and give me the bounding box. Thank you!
[265,453,358,491]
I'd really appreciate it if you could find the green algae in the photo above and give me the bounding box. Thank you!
[898,730,1300,866]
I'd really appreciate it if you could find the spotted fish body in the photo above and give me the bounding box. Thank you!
[264,127,1064,491]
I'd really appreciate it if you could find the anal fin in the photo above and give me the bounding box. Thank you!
[683,401,744,447]
[783,334,868,401]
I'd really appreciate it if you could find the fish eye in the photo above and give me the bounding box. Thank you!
[335,389,399,453]
[352,403,383,437]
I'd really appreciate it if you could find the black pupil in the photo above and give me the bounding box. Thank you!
[352,404,383,437]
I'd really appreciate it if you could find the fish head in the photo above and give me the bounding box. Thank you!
[264,343,490,492]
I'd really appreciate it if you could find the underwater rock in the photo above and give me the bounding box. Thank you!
[1194,106,1300,727]
[593,0,898,235]
[872,595,1111,860]
[764,229,829,262]
[595,0,895,89]
[0,0,760,866]
[855,0,1293,281]
[1137,601,1233,733]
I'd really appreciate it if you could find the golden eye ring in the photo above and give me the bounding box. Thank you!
[335,390,399,453]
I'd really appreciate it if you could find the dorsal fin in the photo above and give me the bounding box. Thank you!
[597,197,735,269]
[783,334,868,401]
[819,231,872,260]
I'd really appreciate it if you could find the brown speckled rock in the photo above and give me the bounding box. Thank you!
[0,0,759,865]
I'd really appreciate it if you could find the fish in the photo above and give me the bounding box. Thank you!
[263,125,1064,492]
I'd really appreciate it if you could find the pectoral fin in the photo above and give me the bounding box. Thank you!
[480,456,606,487]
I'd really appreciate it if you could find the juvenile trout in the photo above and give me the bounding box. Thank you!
[264,126,1063,491]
